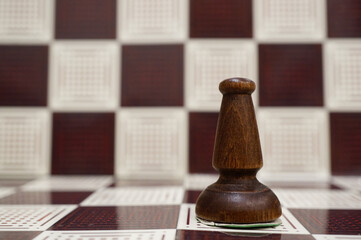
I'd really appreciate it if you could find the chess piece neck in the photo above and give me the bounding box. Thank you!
[213,78,263,171]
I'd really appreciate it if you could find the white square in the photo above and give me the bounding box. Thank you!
[274,189,361,209]
[325,41,361,110]
[0,187,15,199]
[258,109,329,180]
[119,0,187,42]
[332,176,361,191]
[81,187,184,206]
[313,235,361,240]
[177,204,309,234]
[117,109,187,179]
[186,41,256,110]
[0,205,76,231]
[21,176,113,191]
[184,174,218,190]
[0,109,49,177]
[0,0,53,43]
[34,230,177,240]
[255,0,325,41]
[50,42,119,110]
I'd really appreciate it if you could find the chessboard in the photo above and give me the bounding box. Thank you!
[0,175,360,240]
[0,0,361,182]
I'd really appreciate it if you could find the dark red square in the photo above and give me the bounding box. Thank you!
[259,44,323,106]
[190,0,253,38]
[55,0,116,39]
[330,113,361,175]
[52,113,115,175]
[176,231,314,240]
[121,45,183,106]
[51,206,179,230]
[290,209,361,235]
[327,0,361,37]
[0,46,48,106]
[183,190,202,203]
[189,112,218,173]
[0,191,92,204]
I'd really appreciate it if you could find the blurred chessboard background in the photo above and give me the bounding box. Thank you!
[0,0,360,179]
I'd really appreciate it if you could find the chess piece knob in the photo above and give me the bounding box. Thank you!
[196,78,282,224]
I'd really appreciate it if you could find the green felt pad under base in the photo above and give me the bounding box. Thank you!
[196,217,282,229]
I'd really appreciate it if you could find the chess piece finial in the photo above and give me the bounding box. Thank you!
[196,78,282,224]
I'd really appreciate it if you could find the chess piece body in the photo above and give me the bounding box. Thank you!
[196,78,282,224]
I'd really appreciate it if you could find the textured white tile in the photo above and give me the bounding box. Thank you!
[34,230,176,240]
[21,176,113,191]
[0,187,15,199]
[274,189,361,209]
[255,0,325,41]
[184,174,218,190]
[0,205,76,231]
[0,109,49,176]
[120,0,187,42]
[177,204,309,234]
[0,0,53,43]
[81,187,184,206]
[325,41,361,110]
[50,42,119,110]
[258,109,329,180]
[186,41,256,110]
[117,109,187,179]
[332,176,361,191]
[313,235,361,240]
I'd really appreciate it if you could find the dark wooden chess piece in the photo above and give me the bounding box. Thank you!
[196,78,282,224]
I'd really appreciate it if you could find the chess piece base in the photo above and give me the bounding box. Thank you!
[195,171,282,224]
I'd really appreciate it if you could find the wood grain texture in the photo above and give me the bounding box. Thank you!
[196,78,282,224]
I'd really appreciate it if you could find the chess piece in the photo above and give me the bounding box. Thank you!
[196,78,282,224]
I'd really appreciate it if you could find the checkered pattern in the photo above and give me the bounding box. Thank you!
[0,0,360,179]
[0,175,358,239]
